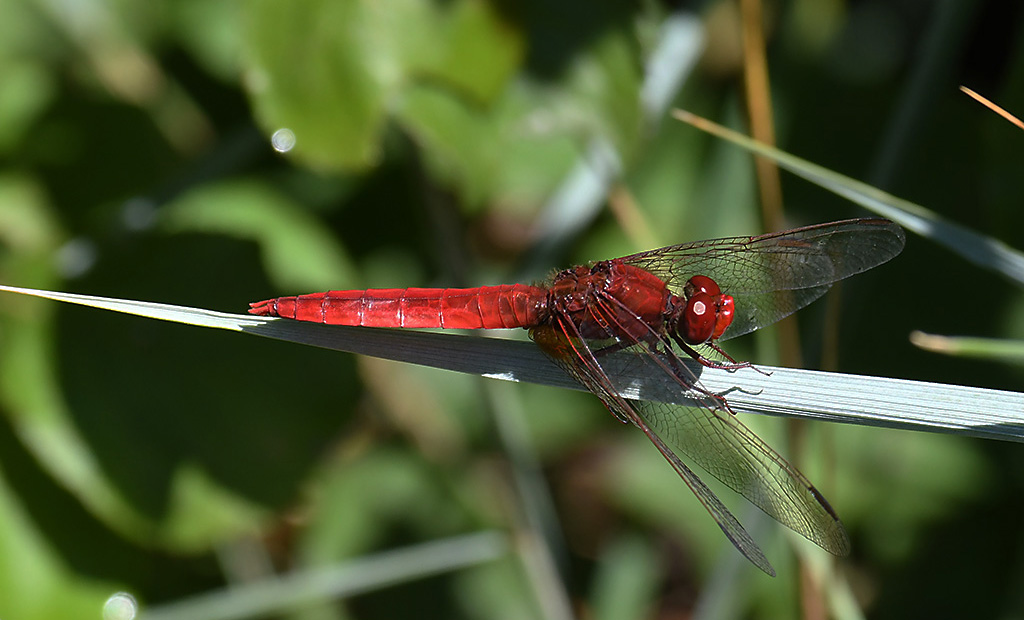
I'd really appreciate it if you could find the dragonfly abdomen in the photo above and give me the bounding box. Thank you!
[249,285,548,329]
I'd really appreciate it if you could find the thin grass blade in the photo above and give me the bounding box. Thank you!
[672,109,1024,285]
[2,284,1021,443]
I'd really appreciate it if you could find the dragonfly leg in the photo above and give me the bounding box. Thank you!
[704,341,772,377]
[670,335,749,371]
[667,334,768,377]
[632,338,731,410]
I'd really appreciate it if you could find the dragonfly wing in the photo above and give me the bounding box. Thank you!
[578,324,851,556]
[633,396,851,556]
[721,285,829,342]
[529,274,850,572]
[621,218,905,339]
[531,322,777,576]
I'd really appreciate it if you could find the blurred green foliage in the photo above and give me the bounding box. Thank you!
[0,0,1023,619]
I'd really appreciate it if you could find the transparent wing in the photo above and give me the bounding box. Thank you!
[620,218,905,340]
[629,375,851,556]
[531,322,777,576]
[606,335,848,556]
[529,288,850,573]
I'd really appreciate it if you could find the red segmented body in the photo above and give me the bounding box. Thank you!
[247,218,907,576]
[249,261,686,341]
[249,283,548,328]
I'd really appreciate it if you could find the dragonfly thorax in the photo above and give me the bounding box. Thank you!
[545,260,671,342]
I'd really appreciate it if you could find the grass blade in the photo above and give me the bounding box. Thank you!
[672,109,1024,285]
[2,284,1021,443]
[140,532,507,620]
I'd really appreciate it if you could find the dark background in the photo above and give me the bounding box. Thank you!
[0,0,1022,618]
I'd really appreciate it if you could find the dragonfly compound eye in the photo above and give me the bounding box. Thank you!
[684,274,721,298]
[681,292,716,344]
[712,294,735,339]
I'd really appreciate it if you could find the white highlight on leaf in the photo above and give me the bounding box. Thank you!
[271,128,296,153]
[103,592,138,620]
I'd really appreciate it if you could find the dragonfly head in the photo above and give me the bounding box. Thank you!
[675,275,735,344]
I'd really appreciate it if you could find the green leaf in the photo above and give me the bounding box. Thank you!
[244,0,390,170]
[424,0,524,103]
[243,0,524,172]
[0,479,118,620]
[160,179,357,291]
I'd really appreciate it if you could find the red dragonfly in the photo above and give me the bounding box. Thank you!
[250,218,905,576]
